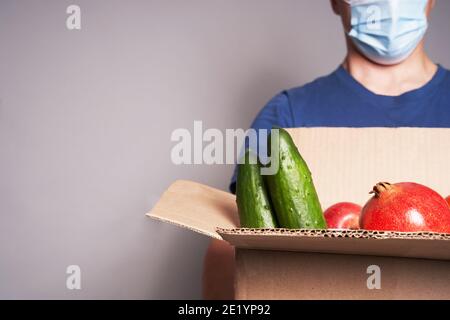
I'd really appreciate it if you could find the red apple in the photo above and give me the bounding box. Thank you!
[361,182,450,233]
[324,202,362,229]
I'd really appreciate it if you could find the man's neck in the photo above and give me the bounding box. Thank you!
[343,43,438,96]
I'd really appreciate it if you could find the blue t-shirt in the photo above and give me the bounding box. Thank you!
[230,64,450,193]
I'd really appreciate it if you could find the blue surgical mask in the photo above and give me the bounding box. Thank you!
[345,0,429,65]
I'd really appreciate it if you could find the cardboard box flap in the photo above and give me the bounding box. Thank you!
[218,229,450,260]
[147,180,239,239]
[285,128,450,209]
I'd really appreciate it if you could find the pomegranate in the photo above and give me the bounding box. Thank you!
[324,202,361,229]
[446,196,450,208]
[360,182,450,233]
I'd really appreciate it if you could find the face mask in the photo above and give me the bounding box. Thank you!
[344,0,429,65]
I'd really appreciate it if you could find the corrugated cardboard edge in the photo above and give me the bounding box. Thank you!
[218,228,450,240]
[149,213,222,240]
[218,228,450,261]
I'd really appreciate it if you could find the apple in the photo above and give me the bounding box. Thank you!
[324,202,362,229]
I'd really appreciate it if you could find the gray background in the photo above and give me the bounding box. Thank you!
[0,0,449,299]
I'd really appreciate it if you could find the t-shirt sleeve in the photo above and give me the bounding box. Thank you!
[229,92,293,194]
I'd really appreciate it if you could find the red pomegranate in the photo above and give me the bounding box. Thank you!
[360,182,450,233]
[324,202,361,229]
[446,196,450,208]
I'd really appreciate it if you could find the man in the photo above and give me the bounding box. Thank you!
[203,0,450,299]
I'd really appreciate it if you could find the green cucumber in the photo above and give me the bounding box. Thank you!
[265,128,327,229]
[236,150,278,228]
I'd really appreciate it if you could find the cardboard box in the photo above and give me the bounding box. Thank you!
[148,128,450,300]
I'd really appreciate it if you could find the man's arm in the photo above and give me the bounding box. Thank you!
[202,239,235,300]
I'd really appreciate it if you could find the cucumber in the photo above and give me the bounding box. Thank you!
[265,128,327,229]
[236,150,278,228]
